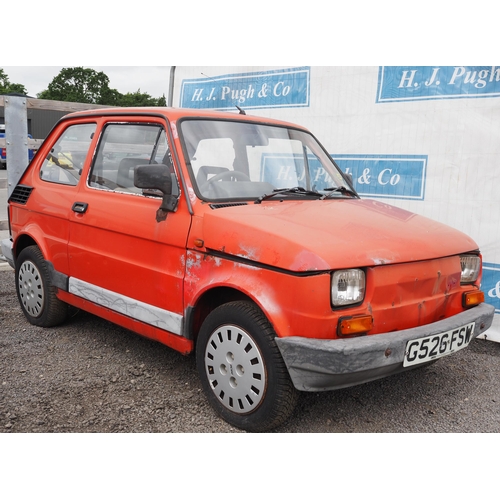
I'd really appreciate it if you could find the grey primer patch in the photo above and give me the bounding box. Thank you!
[68,277,183,335]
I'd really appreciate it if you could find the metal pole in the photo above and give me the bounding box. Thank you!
[168,66,176,107]
[4,96,29,197]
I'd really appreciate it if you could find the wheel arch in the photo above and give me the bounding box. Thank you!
[13,233,41,262]
[186,286,261,343]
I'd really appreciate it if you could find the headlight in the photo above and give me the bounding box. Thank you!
[331,269,365,307]
[460,254,481,284]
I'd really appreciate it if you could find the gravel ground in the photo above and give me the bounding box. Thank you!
[1,264,500,433]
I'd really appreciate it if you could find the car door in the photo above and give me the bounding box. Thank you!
[33,120,98,276]
[67,117,191,339]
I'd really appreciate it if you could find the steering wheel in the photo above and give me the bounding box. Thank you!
[203,170,250,188]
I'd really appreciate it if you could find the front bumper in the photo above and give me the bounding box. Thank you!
[275,303,495,392]
[1,238,14,268]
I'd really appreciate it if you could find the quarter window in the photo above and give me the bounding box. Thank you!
[40,123,96,186]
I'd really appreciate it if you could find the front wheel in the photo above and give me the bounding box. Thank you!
[15,246,69,327]
[196,301,298,432]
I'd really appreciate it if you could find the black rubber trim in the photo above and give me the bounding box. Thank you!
[204,248,328,277]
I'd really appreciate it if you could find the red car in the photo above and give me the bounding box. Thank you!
[2,107,494,431]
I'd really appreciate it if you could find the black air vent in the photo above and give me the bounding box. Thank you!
[210,202,248,210]
[9,185,33,205]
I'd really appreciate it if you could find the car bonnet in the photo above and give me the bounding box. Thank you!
[200,198,478,272]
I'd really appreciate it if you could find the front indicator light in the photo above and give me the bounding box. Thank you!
[338,315,374,336]
[463,290,484,308]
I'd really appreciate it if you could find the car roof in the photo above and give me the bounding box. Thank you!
[57,106,309,131]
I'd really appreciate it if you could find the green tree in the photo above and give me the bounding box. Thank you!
[117,89,167,107]
[37,67,121,105]
[37,67,167,107]
[0,68,28,95]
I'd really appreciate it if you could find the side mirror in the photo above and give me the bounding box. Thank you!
[134,164,178,220]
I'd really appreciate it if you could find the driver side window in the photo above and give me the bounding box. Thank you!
[89,123,177,196]
[40,123,96,186]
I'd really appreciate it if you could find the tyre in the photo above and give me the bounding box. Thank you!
[196,301,299,432]
[15,246,69,327]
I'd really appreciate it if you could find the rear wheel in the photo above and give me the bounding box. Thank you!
[15,246,69,327]
[196,301,298,432]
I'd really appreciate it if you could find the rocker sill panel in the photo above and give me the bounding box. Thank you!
[68,277,183,335]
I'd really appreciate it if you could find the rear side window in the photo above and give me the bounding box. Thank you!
[89,123,170,194]
[40,123,96,186]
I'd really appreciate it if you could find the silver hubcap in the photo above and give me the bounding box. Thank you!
[204,325,266,414]
[18,260,44,317]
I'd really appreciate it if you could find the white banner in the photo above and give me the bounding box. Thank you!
[173,66,500,341]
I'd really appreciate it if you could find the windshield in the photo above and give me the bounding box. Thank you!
[180,119,355,202]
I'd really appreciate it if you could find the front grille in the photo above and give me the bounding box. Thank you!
[9,185,33,205]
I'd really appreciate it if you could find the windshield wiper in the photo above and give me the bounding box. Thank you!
[254,187,323,204]
[321,186,358,199]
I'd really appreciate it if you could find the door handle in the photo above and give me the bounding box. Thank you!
[72,202,88,214]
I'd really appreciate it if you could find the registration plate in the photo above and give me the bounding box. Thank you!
[403,322,475,367]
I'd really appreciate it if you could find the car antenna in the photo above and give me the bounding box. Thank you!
[236,106,246,115]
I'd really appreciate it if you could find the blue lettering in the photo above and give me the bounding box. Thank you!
[378,66,500,103]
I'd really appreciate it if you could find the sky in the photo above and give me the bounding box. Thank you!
[2,66,173,99]
[3,3,493,103]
